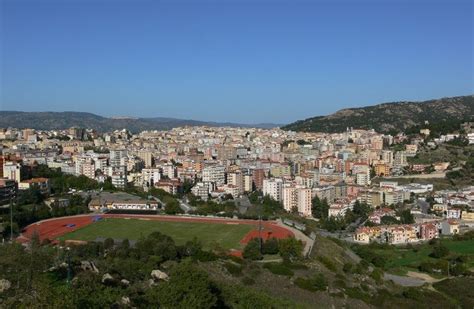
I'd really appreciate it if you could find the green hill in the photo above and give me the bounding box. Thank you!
[282,95,474,134]
[0,111,281,132]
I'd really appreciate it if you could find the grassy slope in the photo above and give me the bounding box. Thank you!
[357,239,474,273]
[60,218,254,250]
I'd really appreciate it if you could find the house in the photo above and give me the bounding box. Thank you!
[441,220,459,235]
[18,177,50,195]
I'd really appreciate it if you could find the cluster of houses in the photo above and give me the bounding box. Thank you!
[354,219,460,244]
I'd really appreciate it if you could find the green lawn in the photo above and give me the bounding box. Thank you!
[60,218,255,250]
[354,238,474,275]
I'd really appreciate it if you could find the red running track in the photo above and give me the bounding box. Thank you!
[18,214,294,247]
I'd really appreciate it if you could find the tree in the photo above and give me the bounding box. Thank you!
[103,238,115,250]
[243,238,263,260]
[380,215,399,225]
[262,237,279,255]
[164,197,183,215]
[278,237,303,262]
[312,196,329,219]
[398,209,415,224]
[430,244,450,258]
[148,261,218,308]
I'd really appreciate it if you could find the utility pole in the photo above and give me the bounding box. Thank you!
[66,247,72,285]
[10,188,14,242]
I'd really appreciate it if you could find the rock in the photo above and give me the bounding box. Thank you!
[102,273,114,284]
[81,261,99,273]
[0,279,11,293]
[121,296,130,305]
[120,279,130,287]
[151,270,169,281]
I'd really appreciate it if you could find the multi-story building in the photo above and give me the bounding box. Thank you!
[282,185,312,216]
[202,164,225,186]
[3,162,21,183]
[0,178,17,205]
[142,168,161,187]
[263,178,283,201]
[252,168,265,190]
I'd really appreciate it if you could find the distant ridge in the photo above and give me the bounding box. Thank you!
[0,111,282,132]
[282,95,474,134]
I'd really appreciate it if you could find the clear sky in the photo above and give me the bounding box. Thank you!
[1,0,473,124]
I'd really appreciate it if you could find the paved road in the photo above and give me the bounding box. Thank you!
[276,220,314,257]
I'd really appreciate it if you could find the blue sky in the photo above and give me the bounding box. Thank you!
[1,0,472,124]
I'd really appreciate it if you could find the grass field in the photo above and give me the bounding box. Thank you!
[60,218,255,250]
[353,238,474,275]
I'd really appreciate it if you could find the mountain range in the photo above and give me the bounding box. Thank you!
[1,95,473,133]
[0,111,281,132]
[282,95,474,134]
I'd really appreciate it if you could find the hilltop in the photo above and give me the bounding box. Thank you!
[0,111,281,132]
[282,95,474,134]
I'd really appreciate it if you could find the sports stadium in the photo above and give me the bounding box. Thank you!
[18,214,295,256]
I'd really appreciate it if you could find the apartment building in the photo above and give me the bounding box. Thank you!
[202,164,225,186]
[282,185,312,217]
[263,178,283,201]
[3,162,21,183]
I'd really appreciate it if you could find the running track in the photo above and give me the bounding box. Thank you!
[17,214,294,249]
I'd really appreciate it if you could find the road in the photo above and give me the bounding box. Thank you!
[275,220,314,257]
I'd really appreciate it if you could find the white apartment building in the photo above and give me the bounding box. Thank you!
[243,174,252,192]
[3,162,21,183]
[394,151,408,167]
[227,171,243,194]
[109,149,127,167]
[142,168,161,187]
[282,185,312,217]
[111,173,127,189]
[356,173,370,186]
[161,163,177,179]
[263,178,283,201]
[191,182,211,201]
[202,164,225,186]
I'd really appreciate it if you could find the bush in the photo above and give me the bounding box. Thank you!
[430,245,450,258]
[262,238,279,255]
[317,255,337,272]
[223,262,242,276]
[294,274,327,292]
[263,263,294,276]
[370,268,384,283]
[343,262,353,273]
[241,276,255,285]
[243,238,263,260]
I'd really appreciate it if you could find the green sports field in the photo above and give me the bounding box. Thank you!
[60,218,255,250]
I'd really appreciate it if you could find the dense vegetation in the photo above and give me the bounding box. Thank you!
[0,111,278,133]
[282,95,473,133]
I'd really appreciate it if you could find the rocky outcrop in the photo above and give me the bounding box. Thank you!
[0,279,11,293]
[151,270,169,281]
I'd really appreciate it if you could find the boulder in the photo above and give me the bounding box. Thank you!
[81,261,99,273]
[120,279,130,287]
[121,296,131,305]
[0,279,11,293]
[102,273,114,284]
[151,270,169,281]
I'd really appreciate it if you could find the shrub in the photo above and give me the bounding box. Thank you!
[241,276,255,285]
[263,263,294,276]
[430,245,450,258]
[370,268,384,283]
[317,255,337,272]
[294,274,327,292]
[223,262,242,276]
[343,262,353,273]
